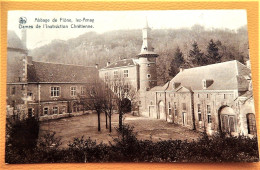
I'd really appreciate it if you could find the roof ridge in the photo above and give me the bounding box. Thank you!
[183,60,238,71]
[32,61,96,68]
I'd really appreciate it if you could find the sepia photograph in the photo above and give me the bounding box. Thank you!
[5,10,259,163]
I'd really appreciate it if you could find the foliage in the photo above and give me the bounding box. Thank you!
[205,39,221,65]
[189,41,205,66]
[31,25,249,85]
[168,46,184,77]
[6,117,39,151]
[5,124,259,163]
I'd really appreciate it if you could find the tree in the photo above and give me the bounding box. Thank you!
[112,77,136,131]
[169,46,184,77]
[205,39,221,64]
[189,41,205,66]
[101,79,115,133]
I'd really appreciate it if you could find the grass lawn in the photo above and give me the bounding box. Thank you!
[39,112,201,148]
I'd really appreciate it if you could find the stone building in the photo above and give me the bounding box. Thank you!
[6,30,98,120]
[99,20,256,137]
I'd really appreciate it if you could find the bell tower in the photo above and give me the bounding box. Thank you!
[138,18,158,92]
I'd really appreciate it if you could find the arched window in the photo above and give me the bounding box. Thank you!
[247,113,256,135]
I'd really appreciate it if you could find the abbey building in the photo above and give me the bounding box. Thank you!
[6,20,256,137]
[99,20,256,137]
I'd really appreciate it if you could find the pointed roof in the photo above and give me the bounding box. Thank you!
[169,60,251,91]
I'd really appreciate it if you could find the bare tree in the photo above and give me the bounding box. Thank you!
[101,79,115,133]
[112,77,136,131]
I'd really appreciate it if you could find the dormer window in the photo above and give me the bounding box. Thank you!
[202,79,214,89]
[173,82,181,89]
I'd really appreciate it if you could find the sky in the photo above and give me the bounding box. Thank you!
[8,10,248,49]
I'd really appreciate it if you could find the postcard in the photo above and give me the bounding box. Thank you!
[5,10,259,163]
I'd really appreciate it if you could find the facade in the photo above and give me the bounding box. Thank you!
[99,21,256,137]
[6,30,98,121]
[7,21,256,137]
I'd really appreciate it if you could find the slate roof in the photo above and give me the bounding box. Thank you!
[7,31,27,52]
[101,58,137,70]
[169,60,251,91]
[27,61,98,83]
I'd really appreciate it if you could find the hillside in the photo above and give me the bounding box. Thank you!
[30,25,249,85]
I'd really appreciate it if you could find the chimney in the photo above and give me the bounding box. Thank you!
[21,29,27,49]
[107,62,110,66]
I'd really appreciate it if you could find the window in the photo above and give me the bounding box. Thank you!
[182,103,186,110]
[147,74,151,78]
[51,87,60,97]
[139,101,141,105]
[43,107,48,115]
[28,108,33,117]
[124,84,129,93]
[11,87,16,95]
[71,87,76,96]
[114,71,118,78]
[174,102,178,116]
[105,72,108,79]
[207,105,211,123]
[53,107,58,114]
[168,102,171,115]
[198,94,200,98]
[207,94,209,99]
[123,70,129,78]
[247,113,256,135]
[147,64,151,67]
[198,104,202,121]
[21,84,25,90]
[80,87,86,95]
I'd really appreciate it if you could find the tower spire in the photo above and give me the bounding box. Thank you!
[138,17,158,57]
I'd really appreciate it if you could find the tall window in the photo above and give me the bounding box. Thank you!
[123,70,129,78]
[43,107,48,115]
[71,87,76,96]
[207,105,211,123]
[168,102,171,115]
[53,107,58,114]
[247,113,256,135]
[198,104,202,121]
[182,103,186,110]
[51,87,60,97]
[174,102,177,116]
[105,72,108,80]
[114,70,118,78]
[80,86,86,95]
[124,84,129,93]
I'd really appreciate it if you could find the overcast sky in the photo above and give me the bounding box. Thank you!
[8,10,247,49]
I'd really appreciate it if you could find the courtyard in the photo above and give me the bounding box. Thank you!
[39,112,201,148]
